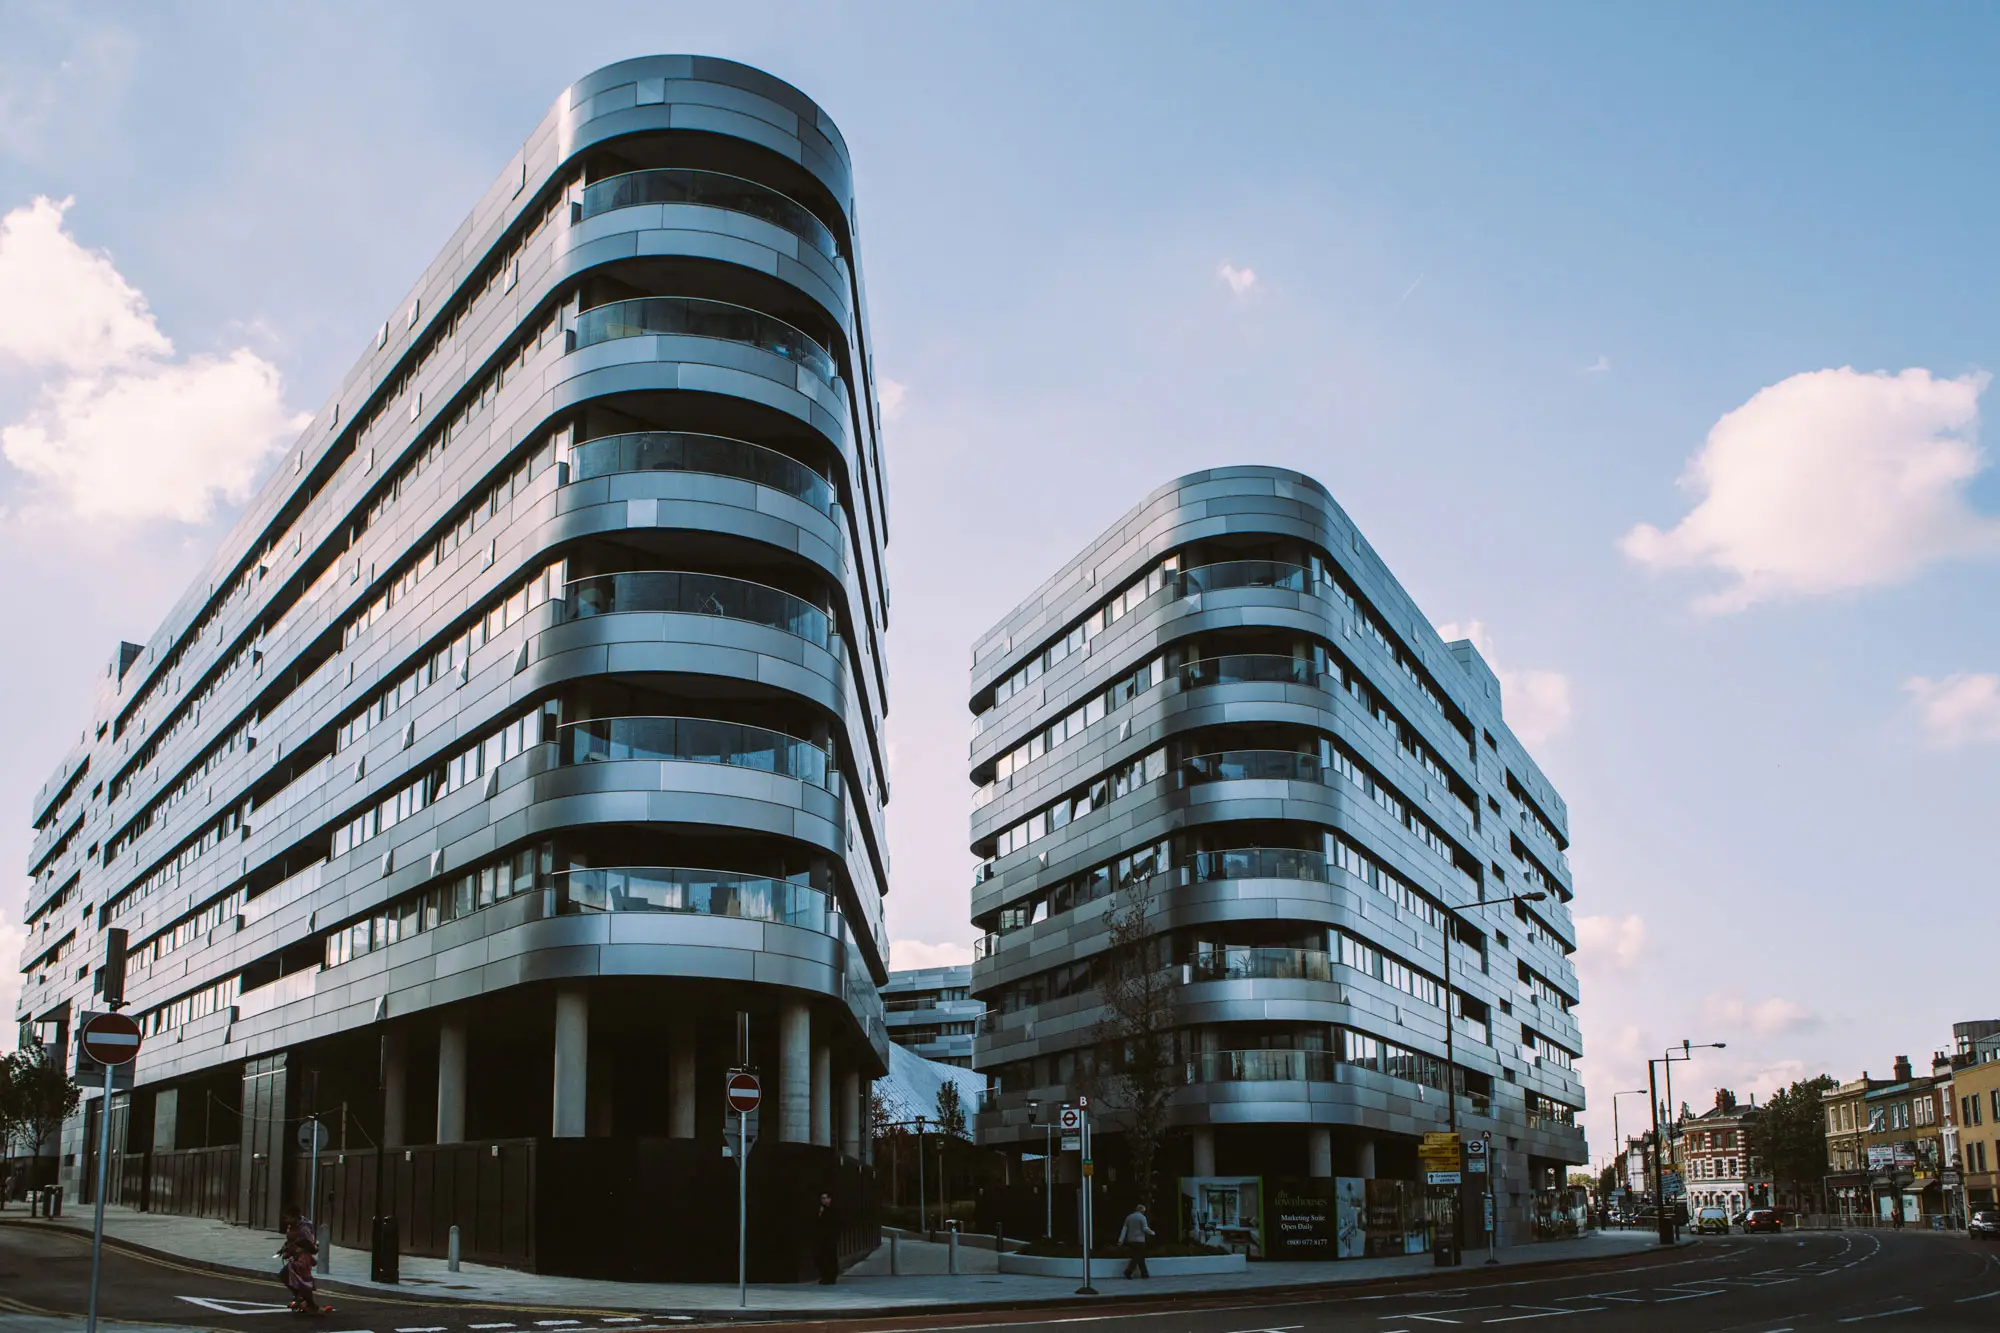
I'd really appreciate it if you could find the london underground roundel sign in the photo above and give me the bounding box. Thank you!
[727,1071,761,1114]
[81,1011,143,1066]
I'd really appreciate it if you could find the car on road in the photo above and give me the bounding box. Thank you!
[1743,1208,1784,1233]
[1970,1209,2000,1240]
[1694,1206,1731,1235]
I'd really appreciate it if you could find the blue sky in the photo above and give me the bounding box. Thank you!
[4,1,1998,1169]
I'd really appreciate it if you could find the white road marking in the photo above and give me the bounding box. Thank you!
[394,1326,447,1331]
[599,1321,643,1325]
[1837,1309,1923,1323]
[535,1323,584,1328]
[177,1297,294,1315]
[470,1324,517,1328]
[1652,1287,1724,1302]
[1956,1290,2000,1303]
[1484,1307,1602,1324]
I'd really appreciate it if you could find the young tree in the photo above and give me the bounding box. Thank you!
[1088,883,1181,1209]
[1745,1074,1837,1210]
[934,1080,968,1140]
[2,1045,81,1190]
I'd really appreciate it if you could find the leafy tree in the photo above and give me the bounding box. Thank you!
[934,1079,968,1140]
[1,1045,81,1189]
[1745,1074,1837,1208]
[1086,883,1181,1208]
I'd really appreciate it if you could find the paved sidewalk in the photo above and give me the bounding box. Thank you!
[2,1209,1671,1317]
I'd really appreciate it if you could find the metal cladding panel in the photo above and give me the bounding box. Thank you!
[967,466,1584,1191]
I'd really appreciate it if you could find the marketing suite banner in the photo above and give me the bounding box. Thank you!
[1179,1176,1264,1257]
[1253,1177,1428,1260]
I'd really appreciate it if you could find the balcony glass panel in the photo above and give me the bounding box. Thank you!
[579,168,842,263]
[1177,560,1311,596]
[564,571,831,649]
[1181,749,1324,785]
[1180,845,1333,884]
[1189,947,1333,983]
[1189,1049,1337,1083]
[569,432,836,515]
[559,715,835,791]
[1179,653,1317,690]
[560,865,830,930]
[573,297,839,387]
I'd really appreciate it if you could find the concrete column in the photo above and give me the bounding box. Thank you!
[382,1029,408,1150]
[811,1040,833,1147]
[840,1068,862,1159]
[779,1001,811,1143]
[1307,1127,1333,1178]
[1358,1137,1377,1179]
[437,1016,468,1144]
[1192,1126,1216,1176]
[668,1012,697,1139]
[151,1088,179,1153]
[553,984,589,1138]
[859,1079,873,1163]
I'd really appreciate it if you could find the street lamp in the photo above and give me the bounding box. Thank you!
[1027,1098,1053,1239]
[1607,1090,1646,1227]
[1648,1041,1726,1245]
[1435,888,1550,1266]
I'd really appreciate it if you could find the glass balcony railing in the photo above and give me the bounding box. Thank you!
[564,571,832,649]
[1178,653,1319,690]
[1180,749,1325,785]
[559,715,836,791]
[1179,845,1335,885]
[568,432,836,515]
[1177,560,1313,597]
[572,297,840,387]
[1188,1049,1337,1083]
[579,168,842,263]
[1189,946,1334,983]
[560,865,831,930]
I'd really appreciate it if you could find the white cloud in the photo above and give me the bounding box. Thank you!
[890,938,973,970]
[1575,914,1648,971]
[1620,367,2000,613]
[1434,619,1574,744]
[0,915,22,1052]
[1217,261,1257,296]
[877,378,908,423]
[1904,673,2000,747]
[1580,355,1611,375]
[0,196,307,523]
[1699,992,1818,1037]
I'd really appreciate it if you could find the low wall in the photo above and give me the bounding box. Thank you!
[1000,1251,1247,1278]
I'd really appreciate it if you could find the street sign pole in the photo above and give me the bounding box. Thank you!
[1484,1131,1497,1265]
[78,1005,139,1333]
[726,1064,761,1308]
[85,1054,112,1333]
[1076,1101,1096,1295]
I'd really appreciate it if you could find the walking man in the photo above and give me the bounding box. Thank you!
[1120,1201,1156,1278]
[813,1191,841,1284]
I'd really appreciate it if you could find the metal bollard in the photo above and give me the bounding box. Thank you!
[947,1228,959,1276]
[888,1232,900,1275]
[448,1225,461,1272]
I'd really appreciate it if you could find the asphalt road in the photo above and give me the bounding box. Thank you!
[3,1225,1997,1332]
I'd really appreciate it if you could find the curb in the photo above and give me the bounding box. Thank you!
[0,1217,1695,1322]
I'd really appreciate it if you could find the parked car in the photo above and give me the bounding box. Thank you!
[1970,1209,2000,1240]
[1694,1206,1731,1235]
[1743,1209,1784,1233]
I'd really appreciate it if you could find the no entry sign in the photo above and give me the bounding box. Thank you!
[80,1012,142,1066]
[726,1071,761,1114]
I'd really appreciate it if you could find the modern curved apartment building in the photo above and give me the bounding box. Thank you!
[17,57,892,1280]
[968,468,1585,1248]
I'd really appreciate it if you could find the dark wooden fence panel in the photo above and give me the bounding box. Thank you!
[147,1147,242,1222]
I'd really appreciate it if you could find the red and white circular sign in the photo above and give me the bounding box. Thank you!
[81,1011,143,1066]
[726,1071,761,1114]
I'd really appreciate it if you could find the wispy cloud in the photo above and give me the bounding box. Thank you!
[1434,619,1574,744]
[890,938,973,969]
[1575,913,1648,972]
[1216,261,1257,296]
[1700,992,1819,1037]
[878,377,908,424]
[1620,366,2000,613]
[1580,355,1611,375]
[1904,672,2000,746]
[1394,272,1425,310]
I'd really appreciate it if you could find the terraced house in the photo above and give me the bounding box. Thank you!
[969,468,1586,1250]
[16,56,894,1281]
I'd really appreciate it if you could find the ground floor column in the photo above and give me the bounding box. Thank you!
[1357,1137,1377,1178]
[437,1015,468,1144]
[1192,1126,1216,1176]
[668,1012,697,1139]
[382,1029,408,1150]
[1308,1126,1332,1177]
[552,984,588,1138]
[779,1001,811,1143]
[840,1068,862,1159]
[811,1039,833,1147]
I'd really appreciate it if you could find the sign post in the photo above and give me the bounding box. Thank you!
[1074,1098,1096,1295]
[1419,1131,1462,1266]
[79,1010,141,1333]
[1478,1132,1497,1264]
[727,1069,761,1307]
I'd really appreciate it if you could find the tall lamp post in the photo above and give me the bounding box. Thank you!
[1608,1089,1646,1224]
[1436,888,1551,1266]
[1648,1041,1725,1245]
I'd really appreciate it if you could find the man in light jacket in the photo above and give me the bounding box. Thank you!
[1120,1202,1156,1278]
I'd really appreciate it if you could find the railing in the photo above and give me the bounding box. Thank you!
[579,168,842,263]
[974,931,999,960]
[564,571,832,649]
[567,432,836,515]
[1188,1049,1337,1083]
[234,966,318,1019]
[1177,560,1314,597]
[1179,845,1334,885]
[572,297,839,387]
[558,715,837,791]
[1188,946,1334,983]
[1181,749,1325,785]
[1178,653,1320,690]
[560,865,831,930]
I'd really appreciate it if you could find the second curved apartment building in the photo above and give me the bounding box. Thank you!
[969,468,1586,1249]
[18,57,891,1281]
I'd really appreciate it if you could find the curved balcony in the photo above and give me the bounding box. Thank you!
[1178,653,1319,691]
[1177,560,1313,597]
[1189,946,1333,983]
[558,715,837,791]
[1188,1049,1336,1083]
[564,571,832,649]
[559,865,832,931]
[579,168,842,264]
[572,297,840,388]
[568,432,836,516]
[1181,748,1324,786]
[1179,845,1334,885]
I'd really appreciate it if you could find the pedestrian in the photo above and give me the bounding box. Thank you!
[1120,1202,1155,1279]
[0,1160,12,1211]
[277,1208,325,1313]
[813,1191,840,1285]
